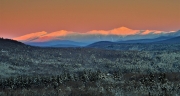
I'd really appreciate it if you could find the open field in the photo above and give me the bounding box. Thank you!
[0,38,180,95]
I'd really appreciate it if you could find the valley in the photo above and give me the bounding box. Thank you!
[0,38,180,95]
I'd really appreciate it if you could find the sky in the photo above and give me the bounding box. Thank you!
[0,0,180,38]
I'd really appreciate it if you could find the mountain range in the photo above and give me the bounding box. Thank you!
[12,27,180,47]
[117,36,176,43]
[87,36,180,51]
[2,34,180,51]
[26,40,87,47]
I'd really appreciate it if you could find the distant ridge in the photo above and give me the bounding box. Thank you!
[87,41,118,47]
[118,36,175,43]
[25,40,87,47]
[155,36,180,44]
[88,35,176,48]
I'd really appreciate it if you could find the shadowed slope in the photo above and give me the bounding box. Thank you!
[156,36,180,43]
[0,38,24,45]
